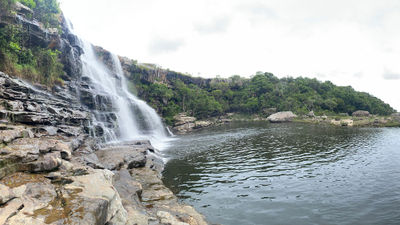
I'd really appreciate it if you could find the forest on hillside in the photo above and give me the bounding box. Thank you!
[127,69,395,125]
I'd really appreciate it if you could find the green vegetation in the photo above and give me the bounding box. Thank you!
[127,68,395,125]
[0,0,64,86]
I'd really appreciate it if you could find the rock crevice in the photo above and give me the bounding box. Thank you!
[0,72,207,224]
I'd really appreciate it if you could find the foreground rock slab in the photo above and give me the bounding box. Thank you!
[0,71,208,224]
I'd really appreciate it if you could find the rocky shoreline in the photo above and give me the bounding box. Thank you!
[0,72,207,225]
[172,110,400,134]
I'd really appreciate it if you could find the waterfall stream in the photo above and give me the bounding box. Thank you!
[79,41,171,150]
[65,20,171,150]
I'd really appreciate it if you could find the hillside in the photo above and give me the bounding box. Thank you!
[113,56,395,125]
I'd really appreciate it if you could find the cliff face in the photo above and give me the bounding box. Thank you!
[0,72,207,224]
[92,46,211,88]
[0,2,207,225]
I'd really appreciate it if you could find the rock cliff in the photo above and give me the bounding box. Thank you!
[0,71,207,224]
[0,2,208,224]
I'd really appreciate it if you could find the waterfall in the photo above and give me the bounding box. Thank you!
[63,17,172,150]
[78,40,171,150]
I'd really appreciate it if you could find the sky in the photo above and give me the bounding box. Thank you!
[59,0,400,111]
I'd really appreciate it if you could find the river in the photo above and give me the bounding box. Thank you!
[162,122,400,225]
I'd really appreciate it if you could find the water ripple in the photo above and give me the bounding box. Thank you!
[163,122,400,225]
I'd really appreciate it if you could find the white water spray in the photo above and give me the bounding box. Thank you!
[64,17,172,150]
[78,41,171,150]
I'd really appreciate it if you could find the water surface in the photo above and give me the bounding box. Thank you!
[162,122,400,225]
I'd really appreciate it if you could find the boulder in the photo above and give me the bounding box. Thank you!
[352,110,370,117]
[267,111,297,123]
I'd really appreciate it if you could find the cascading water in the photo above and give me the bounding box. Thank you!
[79,40,171,150]
[64,18,171,150]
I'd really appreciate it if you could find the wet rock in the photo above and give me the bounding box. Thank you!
[267,111,297,123]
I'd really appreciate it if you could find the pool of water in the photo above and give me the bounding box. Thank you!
[162,122,400,225]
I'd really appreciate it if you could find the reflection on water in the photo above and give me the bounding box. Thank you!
[162,122,400,225]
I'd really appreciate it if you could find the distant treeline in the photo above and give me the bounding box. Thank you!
[127,68,395,125]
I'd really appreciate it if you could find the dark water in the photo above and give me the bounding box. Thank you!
[162,122,400,225]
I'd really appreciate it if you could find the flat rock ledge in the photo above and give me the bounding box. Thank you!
[0,131,208,225]
[0,136,208,225]
[0,72,207,225]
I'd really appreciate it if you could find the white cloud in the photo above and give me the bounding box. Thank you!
[194,16,231,34]
[383,70,400,80]
[148,37,185,54]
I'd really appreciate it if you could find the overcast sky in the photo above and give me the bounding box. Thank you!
[59,0,400,111]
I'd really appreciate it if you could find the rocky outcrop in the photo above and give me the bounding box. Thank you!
[267,111,297,123]
[0,4,208,223]
[1,2,83,80]
[352,110,370,117]
[172,113,231,134]
[0,71,208,224]
[118,56,212,88]
[172,113,197,134]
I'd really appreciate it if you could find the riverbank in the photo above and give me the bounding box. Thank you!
[172,112,400,134]
[0,72,207,225]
